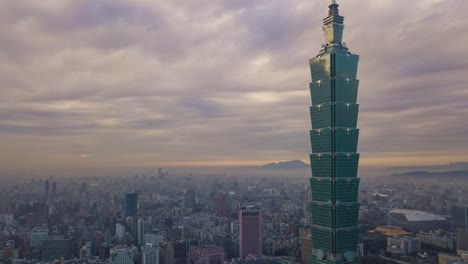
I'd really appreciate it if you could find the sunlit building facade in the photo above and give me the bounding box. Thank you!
[308,1,361,263]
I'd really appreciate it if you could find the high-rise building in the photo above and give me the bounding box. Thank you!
[51,181,56,197]
[138,218,146,246]
[308,1,361,263]
[452,205,468,230]
[173,240,189,264]
[226,192,238,216]
[137,218,151,246]
[215,193,228,218]
[110,246,134,264]
[125,193,138,217]
[116,223,126,242]
[239,208,262,258]
[302,238,314,264]
[300,229,313,264]
[187,246,225,264]
[143,244,159,264]
[185,188,196,208]
[458,229,468,251]
[160,241,174,264]
[44,180,49,198]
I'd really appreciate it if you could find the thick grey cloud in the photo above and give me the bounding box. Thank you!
[0,0,467,170]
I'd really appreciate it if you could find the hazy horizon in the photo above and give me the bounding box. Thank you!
[1,0,467,171]
[2,159,468,181]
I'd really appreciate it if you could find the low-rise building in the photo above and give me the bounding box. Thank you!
[387,236,420,255]
[187,246,225,264]
[439,252,462,264]
[417,230,456,251]
[41,238,73,262]
[30,230,48,249]
[110,246,135,264]
[388,209,449,232]
[143,244,159,264]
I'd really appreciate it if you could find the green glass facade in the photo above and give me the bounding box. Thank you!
[308,2,360,263]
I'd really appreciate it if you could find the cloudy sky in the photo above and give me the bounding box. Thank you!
[0,0,467,171]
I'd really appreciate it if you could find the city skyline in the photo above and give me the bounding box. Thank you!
[1,0,468,171]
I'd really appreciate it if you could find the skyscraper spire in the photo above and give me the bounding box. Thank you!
[324,0,344,45]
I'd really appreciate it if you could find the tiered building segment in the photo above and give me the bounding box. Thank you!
[308,1,361,263]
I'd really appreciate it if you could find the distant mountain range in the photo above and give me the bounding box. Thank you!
[387,162,468,173]
[255,161,468,179]
[391,170,468,178]
[259,161,468,172]
[261,160,309,170]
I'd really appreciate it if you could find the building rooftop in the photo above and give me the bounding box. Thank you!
[370,226,410,237]
[390,209,446,222]
[190,245,224,255]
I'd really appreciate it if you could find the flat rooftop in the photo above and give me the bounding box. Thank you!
[390,209,446,222]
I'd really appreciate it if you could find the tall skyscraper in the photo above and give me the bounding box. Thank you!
[138,218,145,246]
[215,193,228,217]
[226,192,238,216]
[52,181,56,197]
[159,241,174,264]
[308,1,361,263]
[125,193,138,217]
[457,229,468,251]
[44,180,49,198]
[452,205,468,230]
[137,218,151,247]
[184,188,196,208]
[239,208,262,258]
[116,223,126,242]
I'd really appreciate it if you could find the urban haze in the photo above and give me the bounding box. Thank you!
[0,1,467,264]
